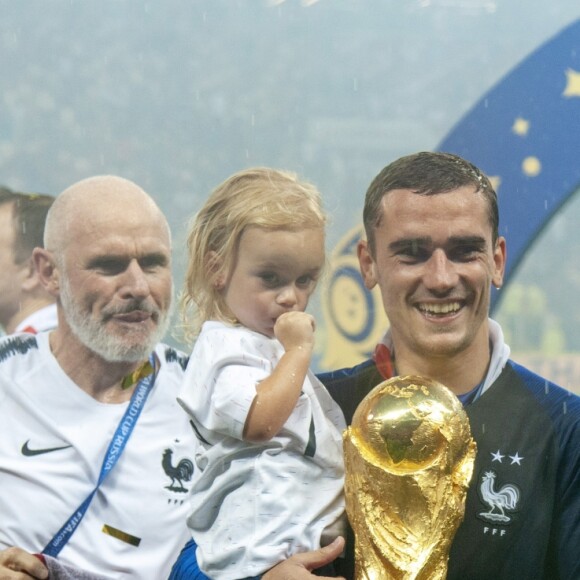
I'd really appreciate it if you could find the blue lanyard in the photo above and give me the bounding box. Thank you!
[43,355,157,557]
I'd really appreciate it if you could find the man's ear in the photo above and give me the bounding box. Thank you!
[20,257,43,292]
[492,236,507,289]
[357,239,378,290]
[32,247,60,297]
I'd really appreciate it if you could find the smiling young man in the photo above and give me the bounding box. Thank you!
[0,176,195,579]
[357,182,505,394]
[263,152,580,580]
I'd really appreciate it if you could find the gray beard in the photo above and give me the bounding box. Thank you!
[59,276,172,363]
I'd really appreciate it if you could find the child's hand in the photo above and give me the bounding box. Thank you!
[274,311,316,353]
[245,311,317,442]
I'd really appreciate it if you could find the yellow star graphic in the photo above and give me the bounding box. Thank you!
[563,68,580,98]
[522,156,541,177]
[512,117,530,136]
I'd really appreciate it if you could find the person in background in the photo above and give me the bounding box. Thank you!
[171,168,346,580]
[0,187,57,334]
[261,151,580,580]
[0,176,195,579]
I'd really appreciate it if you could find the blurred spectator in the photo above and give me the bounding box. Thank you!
[0,187,57,334]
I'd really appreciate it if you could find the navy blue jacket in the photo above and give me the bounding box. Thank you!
[320,359,580,580]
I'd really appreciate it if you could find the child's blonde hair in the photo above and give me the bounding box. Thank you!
[181,167,327,337]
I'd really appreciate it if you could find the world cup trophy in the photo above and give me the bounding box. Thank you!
[343,376,476,580]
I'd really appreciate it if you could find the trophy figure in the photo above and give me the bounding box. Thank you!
[343,376,476,580]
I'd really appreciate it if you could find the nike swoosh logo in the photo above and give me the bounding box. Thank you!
[21,440,73,457]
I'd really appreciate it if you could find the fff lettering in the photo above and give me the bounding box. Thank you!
[483,526,507,536]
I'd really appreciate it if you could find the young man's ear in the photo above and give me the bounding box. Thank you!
[32,248,60,297]
[492,236,507,289]
[357,239,378,290]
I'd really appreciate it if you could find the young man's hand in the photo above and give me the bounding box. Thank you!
[262,537,345,580]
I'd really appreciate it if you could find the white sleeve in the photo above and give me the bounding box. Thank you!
[178,327,276,441]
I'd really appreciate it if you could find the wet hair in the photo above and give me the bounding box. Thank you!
[0,188,55,263]
[363,152,499,255]
[181,167,326,336]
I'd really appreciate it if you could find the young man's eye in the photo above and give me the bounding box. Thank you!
[397,247,430,263]
[450,245,481,262]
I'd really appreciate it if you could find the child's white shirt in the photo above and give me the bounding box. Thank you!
[178,321,346,580]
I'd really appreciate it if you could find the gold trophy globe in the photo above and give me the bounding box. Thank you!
[343,376,476,580]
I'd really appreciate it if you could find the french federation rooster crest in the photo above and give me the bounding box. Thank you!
[478,470,520,523]
[162,448,194,493]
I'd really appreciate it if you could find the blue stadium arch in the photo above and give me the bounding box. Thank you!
[436,19,580,313]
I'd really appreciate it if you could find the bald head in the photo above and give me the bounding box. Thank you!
[34,174,174,365]
[45,175,170,255]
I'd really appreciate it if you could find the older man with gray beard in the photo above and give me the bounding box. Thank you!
[0,176,195,579]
